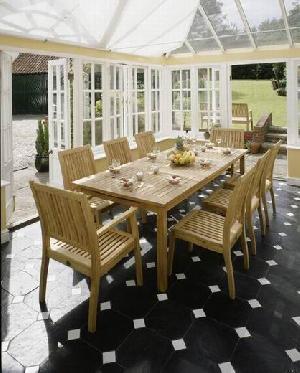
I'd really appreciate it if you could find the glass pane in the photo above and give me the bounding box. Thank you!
[60,93,64,119]
[138,115,145,132]
[137,92,144,112]
[83,93,91,119]
[60,121,65,147]
[95,119,102,145]
[199,91,208,111]
[116,93,121,114]
[183,91,191,110]
[53,93,57,119]
[182,70,190,89]
[291,28,300,43]
[116,116,121,137]
[199,112,209,129]
[253,30,288,46]
[116,67,120,90]
[151,69,156,89]
[172,44,190,54]
[190,38,220,52]
[285,0,300,28]
[53,120,58,147]
[137,69,144,89]
[215,70,220,88]
[110,96,115,116]
[157,113,160,132]
[83,63,91,90]
[187,9,213,40]
[172,111,181,130]
[198,69,208,89]
[151,113,156,132]
[94,64,102,90]
[83,120,91,145]
[298,91,300,113]
[183,112,191,130]
[53,66,57,91]
[172,91,181,110]
[110,118,115,139]
[95,92,102,118]
[219,34,252,49]
[151,91,156,111]
[298,65,300,87]
[60,65,64,91]
[157,91,160,111]
[157,71,160,89]
[110,65,114,90]
[172,71,180,89]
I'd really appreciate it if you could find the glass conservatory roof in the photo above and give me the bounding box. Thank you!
[0,0,299,57]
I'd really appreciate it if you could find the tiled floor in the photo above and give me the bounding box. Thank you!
[1,178,300,373]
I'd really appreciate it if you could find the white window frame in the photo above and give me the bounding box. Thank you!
[108,64,124,139]
[287,59,300,146]
[149,68,162,133]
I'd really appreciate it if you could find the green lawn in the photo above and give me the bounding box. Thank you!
[232,80,287,127]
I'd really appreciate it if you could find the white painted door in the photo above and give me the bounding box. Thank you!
[48,58,70,185]
[287,59,300,146]
[0,51,14,223]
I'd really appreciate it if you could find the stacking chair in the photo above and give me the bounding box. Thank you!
[168,168,255,299]
[58,145,114,225]
[135,131,155,158]
[103,137,132,165]
[30,181,143,333]
[202,150,271,255]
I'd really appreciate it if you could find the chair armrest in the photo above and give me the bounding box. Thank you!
[96,207,138,236]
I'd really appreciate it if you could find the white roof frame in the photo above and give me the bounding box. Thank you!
[197,4,224,52]
[278,0,294,48]
[233,0,257,49]
[185,40,196,54]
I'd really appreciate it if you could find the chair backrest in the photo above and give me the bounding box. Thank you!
[247,150,271,207]
[223,167,255,245]
[135,131,155,158]
[58,145,96,191]
[210,128,244,148]
[232,103,249,119]
[30,181,98,259]
[103,137,132,165]
[265,140,282,181]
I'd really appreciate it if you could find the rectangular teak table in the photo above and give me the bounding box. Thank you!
[74,148,247,292]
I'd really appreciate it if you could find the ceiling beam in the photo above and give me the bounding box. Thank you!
[278,0,293,47]
[197,4,224,52]
[185,40,195,54]
[234,0,256,49]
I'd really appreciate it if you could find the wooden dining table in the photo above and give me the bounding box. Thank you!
[73,146,247,292]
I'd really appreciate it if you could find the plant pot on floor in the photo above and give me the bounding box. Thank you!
[250,142,261,154]
[35,155,49,172]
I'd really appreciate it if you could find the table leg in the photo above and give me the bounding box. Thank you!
[156,209,168,292]
[240,155,245,175]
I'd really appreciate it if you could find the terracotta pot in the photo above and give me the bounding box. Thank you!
[250,142,261,154]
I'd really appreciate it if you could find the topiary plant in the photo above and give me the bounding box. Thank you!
[35,119,49,172]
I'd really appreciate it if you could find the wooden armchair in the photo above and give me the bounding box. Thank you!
[103,137,132,165]
[30,181,143,333]
[135,131,155,158]
[202,150,271,255]
[58,145,114,224]
[210,128,244,149]
[168,168,255,299]
[232,103,253,131]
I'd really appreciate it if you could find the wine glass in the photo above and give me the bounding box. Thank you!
[216,137,222,148]
[111,159,120,168]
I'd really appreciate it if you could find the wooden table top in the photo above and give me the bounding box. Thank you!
[73,148,247,211]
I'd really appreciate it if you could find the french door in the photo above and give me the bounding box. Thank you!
[48,58,70,185]
[287,59,300,146]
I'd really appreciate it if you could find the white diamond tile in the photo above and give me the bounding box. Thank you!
[2,341,9,352]
[193,308,206,318]
[191,256,201,262]
[273,244,283,250]
[38,312,50,320]
[103,351,116,364]
[126,280,136,287]
[72,287,81,296]
[12,295,24,304]
[189,201,196,206]
[223,266,227,272]
[67,329,80,341]
[292,316,300,326]
[179,209,186,214]
[206,189,213,193]
[276,188,282,191]
[294,197,300,201]
[283,222,292,226]
[172,339,186,351]
[100,301,111,311]
[106,275,114,284]
[248,299,261,308]
[48,275,56,282]
[258,278,271,285]
[209,285,221,293]
[291,205,298,209]
[234,251,243,257]
[235,327,251,338]
[25,366,40,373]
[279,182,285,186]
[246,237,251,242]
[286,348,300,362]
[146,262,156,268]
[286,212,294,217]
[278,232,287,237]
[198,194,206,198]
[57,342,63,348]
[218,362,235,373]
[157,293,168,301]
[124,257,135,269]
[133,318,145,329]
[6,254,14,259]
[266,260,277,266]
[175,273,186,280]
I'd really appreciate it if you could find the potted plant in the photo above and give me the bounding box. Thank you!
[35,118,49,172]
[245,137,261,154]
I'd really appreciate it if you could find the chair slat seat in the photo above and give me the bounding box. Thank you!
[223,174,241,189]
[173,210,242,253]
[202,188,232,213]
[50,228,134,275]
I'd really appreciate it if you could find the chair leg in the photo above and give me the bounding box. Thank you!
[270,186,276,215]
[246,213,256,255]
[261,192,270,228]
[223,251,236,300]
[134,242,143,286]
[240,227,250,270]
[88,277,100,333]
[188,242,193,252]
[39,254,49,303]
[258,202,266,236]
[95,211,102,226]
[168,231,175,276]
[141,209,147,224]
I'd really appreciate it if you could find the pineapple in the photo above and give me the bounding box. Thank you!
[175,136,184,151]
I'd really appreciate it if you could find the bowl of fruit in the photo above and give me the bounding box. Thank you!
[168,150,196,167]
